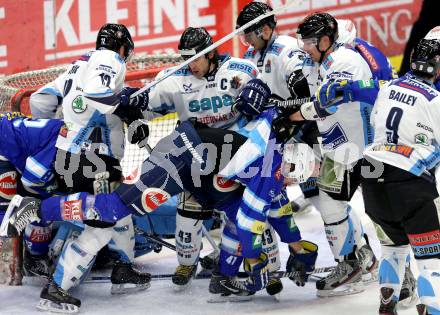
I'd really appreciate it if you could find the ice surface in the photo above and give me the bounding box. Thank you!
[0,188,420,315]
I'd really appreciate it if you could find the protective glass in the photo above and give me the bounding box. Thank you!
[297,37,318,50]
[178,48,197,61]
[239,27,264,46]
[125,48,134,63]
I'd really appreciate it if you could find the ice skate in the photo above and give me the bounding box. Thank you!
[379,287,398,315]
[37,280,81,314]
[316,259,364,297]
[172,264,197,290]
[357,243,379,284]
[207,271,253,303]
[23,248,51,279]
[397,266,418,309]
[110,262,151,295]
[266,278,283,301]
[198,250,219,278]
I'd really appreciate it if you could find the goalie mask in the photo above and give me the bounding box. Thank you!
[281,143,316,184]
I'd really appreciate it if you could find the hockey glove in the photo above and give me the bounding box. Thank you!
[120,87,149,111]
[233,79,271,117]
[286,240,318,286]
[127,120,150,148]
[315,80,352,110]
[242,252,270,292]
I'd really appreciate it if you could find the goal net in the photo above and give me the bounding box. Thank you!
[0,53,183,179]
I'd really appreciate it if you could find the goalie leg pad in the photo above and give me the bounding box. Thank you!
[53,225,113,291]
[175,212,203,266]
[108,215,135,263]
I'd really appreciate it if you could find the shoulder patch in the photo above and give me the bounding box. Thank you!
[267,43,285,56]
[322,55,334,70]
[165,66,191,76]
[228,61,258,78]
[244,49,256,59]
[393,77,438,101]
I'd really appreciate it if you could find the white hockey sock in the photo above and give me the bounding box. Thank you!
[416,258,440,313]
[175,212,203,266]
[379,245,410,301]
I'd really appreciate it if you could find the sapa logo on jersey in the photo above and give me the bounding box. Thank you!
[62,200,83,221]
[0,171,17,200]
[141,188,171,213]
[188,95,234,113]
[213,175,240,192]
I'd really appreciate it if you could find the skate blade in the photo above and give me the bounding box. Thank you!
[172,275,195,291]
[207,294,253,303]
[317,282,365,297]
[110,282,151,295]
[272,293,281,302]
[37,298,79,314]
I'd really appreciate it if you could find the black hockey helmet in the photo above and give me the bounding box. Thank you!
[178,27,214,60]
[410,38,440,78]
[236,2,276,34]
[96,24,134,61]
[297,13,338,42]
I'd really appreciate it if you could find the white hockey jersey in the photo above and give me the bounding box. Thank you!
[364,73,440,177]
[30,49,126,159]
[148,55,258,129]
[317,45,374,165]
[243,34,320,99]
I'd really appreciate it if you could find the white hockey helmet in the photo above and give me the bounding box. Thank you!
[336,19,357,46]
[281,143,316,184]
[424,26,440,41]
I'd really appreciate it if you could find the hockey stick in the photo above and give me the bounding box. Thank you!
[128,0,303,101]
[227,266,336,291]
[266,97,312,111]
[201,225,220,254]
[85,272,213,283]
[135,228,214,267]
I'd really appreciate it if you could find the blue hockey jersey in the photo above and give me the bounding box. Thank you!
[217,108,291,255]
[0,114,63,197]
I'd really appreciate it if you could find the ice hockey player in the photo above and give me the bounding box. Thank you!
[0,112,64,285]
[28,23,151,313]
[365,37,440,315]
[3,74,320,301]
[206,109,318,302]
[233,1,321,296]
[147,26,284,294]
[310,34,440,315]
[287,12,378,296]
